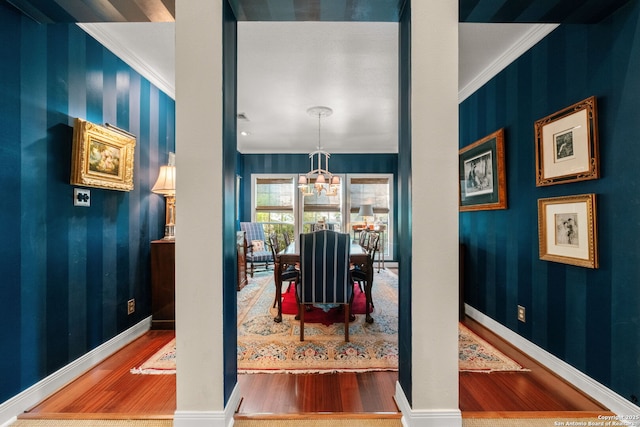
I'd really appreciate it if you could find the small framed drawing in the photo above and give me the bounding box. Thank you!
[70,118,136,191]
[538,194,598,268]
[534,96,599,186]
[459,128,507,211]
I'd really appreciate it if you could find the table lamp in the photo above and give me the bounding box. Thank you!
[152,152,176,240]
[358,204,374,229]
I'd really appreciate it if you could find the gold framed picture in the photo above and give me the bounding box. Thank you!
[538,194,598,268]
[534,96,599,186]
[70,118,136,191]
[459,128,507,211]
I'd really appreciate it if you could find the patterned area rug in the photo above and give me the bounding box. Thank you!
[130,339,177,375]
[132,271,526,374]
[279,281,371,325]
[458,323,529,372]
[130,271,398,374]
[236,269,399,373]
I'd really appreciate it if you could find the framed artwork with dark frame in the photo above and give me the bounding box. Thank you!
[70,118,136,191]
[538,193,598,269]
[534,96,599,187]
[459,128,507,211]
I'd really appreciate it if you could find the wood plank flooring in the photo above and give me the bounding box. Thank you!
[460,317,609,418]
[18,318,611,421]
[19,330,176,420]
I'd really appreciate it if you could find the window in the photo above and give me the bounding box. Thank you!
[251,173,394,261]
[300,177,343,233]
[253,176,295,241]
[347,175,393,260]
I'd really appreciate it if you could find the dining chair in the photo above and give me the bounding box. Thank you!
[358,229,370,250]
[240,222,274,277]
[298,230,353,341]
[351,232,379,313]
[268,233,299,308]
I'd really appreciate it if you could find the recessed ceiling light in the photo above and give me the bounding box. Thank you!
[240,131,251,136]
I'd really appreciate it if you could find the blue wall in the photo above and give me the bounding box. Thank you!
[240,153,398,254]
[397,0,412,404]
[222,0,239,404]
[0,3,175,403]
[460,0,640,405]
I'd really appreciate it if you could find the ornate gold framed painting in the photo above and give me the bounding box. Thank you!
[459,128,507,211]
[534,96,599,186]
[70,118,136,191]
[538,194,598,268]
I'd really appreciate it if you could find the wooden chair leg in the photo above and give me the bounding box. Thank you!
[273,281,285,308]
[344,304,350,342]
[299,303,305,341]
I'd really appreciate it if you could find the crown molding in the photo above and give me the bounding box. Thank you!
[77,23,175,99]
[458,23,559,103]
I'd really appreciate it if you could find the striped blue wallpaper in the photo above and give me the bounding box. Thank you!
[396,0,412,403]
[0,3,175,402]
[460,0,640,405]
[222,0,239,404]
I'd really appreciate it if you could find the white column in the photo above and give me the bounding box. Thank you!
[396,1,461,426]
[174,1,229,426]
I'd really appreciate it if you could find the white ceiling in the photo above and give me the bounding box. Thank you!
[79,21,558,154]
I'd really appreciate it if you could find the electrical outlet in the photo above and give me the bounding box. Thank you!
[74,188,91,207]
[517,305,526,322]
[127,299,135,315]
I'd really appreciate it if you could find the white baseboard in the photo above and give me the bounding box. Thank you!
[395,382,462,427]
[173,383,241,427]
[0,317,151,427]
[465,304,640,416]
[226,383,242,427]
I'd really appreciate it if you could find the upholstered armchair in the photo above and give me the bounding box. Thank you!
[240,222,274,277]
[297,230,353,341]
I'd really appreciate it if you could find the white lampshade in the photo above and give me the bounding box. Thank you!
[315,174,326,184]
[152,152,176,240]
[331,176,340,185]
[358,204,374,218]
[151,165,176,195]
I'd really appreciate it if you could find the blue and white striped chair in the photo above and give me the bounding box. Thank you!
[298,230,353,341]
[240,222,274,277]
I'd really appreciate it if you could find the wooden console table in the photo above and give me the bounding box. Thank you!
[150,240,175,329]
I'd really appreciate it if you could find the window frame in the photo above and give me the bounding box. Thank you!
[346,173,394,260]
[250,172,394,261]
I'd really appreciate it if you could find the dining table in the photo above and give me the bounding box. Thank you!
[273,240,375,324]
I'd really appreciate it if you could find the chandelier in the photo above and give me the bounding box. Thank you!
[298,106,340,197]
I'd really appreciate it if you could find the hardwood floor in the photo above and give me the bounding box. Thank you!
[460,317,609,418]
[20,330,176,420]
[236,371,399,416]
[18,318,612,421]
